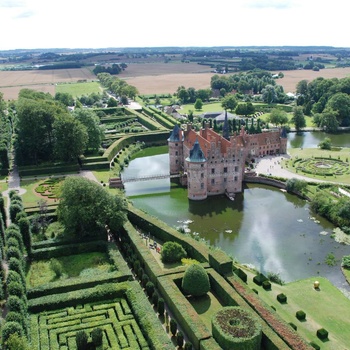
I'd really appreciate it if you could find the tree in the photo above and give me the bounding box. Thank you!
[318,137,332,150]
[326,92,350,126]
[194,98,203,110]
[221,94,238,112]
[313,109,339,132]
[182,264,210,297]
[53,114,88,162]
[58,177,127,237]
[54,92,74,107]
[107,97,118,107]
[267,108,289,126]
[261,85,278,104]
[75,330,88,350]
[73,109,103,151]
[161,241,187,263]
[4,332,29,350]
[291,106,306,131]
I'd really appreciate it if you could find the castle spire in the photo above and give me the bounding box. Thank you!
[222,110,230,140]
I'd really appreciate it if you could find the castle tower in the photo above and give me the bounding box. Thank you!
[186,138,207,200]
[280,127,288,154]
[168,124,183,174]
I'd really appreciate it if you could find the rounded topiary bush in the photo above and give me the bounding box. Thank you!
[161,241,187,263]
[91,327,103,346]
[1,321,23,345]
[182,264,210,297]
[212,306,262,350]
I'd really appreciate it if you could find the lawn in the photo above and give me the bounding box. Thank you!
[0,179,7,193]
[26,252,111,288]
[242,267,350,350]
[55,81,102,97]
[283,147,350,184]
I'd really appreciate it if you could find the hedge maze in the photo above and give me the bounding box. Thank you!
[294,157,349,177]
[30,299,149,350]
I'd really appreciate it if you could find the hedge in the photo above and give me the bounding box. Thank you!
[208,250,233,277]
[28,282,129,312]
[316,328,328,340]
[126,281,174,350]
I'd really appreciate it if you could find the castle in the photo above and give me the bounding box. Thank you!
[168,114,287,200]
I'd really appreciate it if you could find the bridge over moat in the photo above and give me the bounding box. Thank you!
[109,173,181,188]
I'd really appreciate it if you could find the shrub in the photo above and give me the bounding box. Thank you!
[76,330,88,350]
[182,264,210,297]
[50,258,63,278]
[184,342,193,350]
[6,246,22,262]
[152,291,159,306]
[234,268,247,283]
[309,341,321,350]
[176,331,184,347]
[296,310,306,321]
[277,293,287,303]
[262,280,271,290]
[7,282,25,299]
[289,322,297,331]
[2,322,24,346]
[6,271,23,286]
[4,332,29,350]
[142,273,149,288]
[170,319,177,336]
[212,306,262,350]
[157,297,165,316]
[9,204,23,223]
[91,327,103,347]
[316,328,328,340]
[161,241,187,263]
[7,295,26,315]
[253,273,268,286]
[145,281,155,298]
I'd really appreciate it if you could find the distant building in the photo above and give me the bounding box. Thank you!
[168,113,287,200]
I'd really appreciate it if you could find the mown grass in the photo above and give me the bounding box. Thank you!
[26,252,111,288]
[55,81,102,97]
[283,148,350,184]
[242,267,350,350]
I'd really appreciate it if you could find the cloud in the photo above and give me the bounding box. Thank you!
[14,10,34,18]
[245,0,297,10]
[0,0,25,7]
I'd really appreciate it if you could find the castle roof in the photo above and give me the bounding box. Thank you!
[168,124,183,142]
[186,138,207,163]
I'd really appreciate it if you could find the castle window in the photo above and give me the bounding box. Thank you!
[224,177,227,183]
[201,183,204,189]
[176,160,178,164]
[234,176,238,182]
[235,166,238,172]
[201,164,204,168]
[175,151,178,156]
[211,179,215,185]
[224,167,228,173]
[175,143,178,146]
[201,173,204,178]
[211,168,215,174]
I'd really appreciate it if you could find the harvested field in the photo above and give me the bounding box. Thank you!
[0,67,96,100]
[121,63,350,95]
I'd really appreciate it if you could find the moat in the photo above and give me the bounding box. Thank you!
[122,131,350,291]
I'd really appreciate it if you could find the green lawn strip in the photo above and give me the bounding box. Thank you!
[187,291,223,331]
[342,267,350,284]
[26,252,111,287]
[0,178,7,193]
[243,268,350,349]
[55,81,102,97]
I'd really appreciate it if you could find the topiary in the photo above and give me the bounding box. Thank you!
[91,327,103,346]
[182,264,210,297]
[75,330,88,350]
[212,306,262,350]
[296,310,306,321]
[2,321,24,346]
[152,291,159,306]
[176,331,184,347]
[161,241,187,263]
[157,297,165,316]
[170,319,177,336]
[145,281,155,298]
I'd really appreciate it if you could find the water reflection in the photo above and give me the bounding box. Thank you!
[287,131,350,149]
[123,153,350,289]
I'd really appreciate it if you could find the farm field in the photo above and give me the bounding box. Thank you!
[0,67,96,100]
[121,63,350,95]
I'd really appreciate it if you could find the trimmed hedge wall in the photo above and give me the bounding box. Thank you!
[28,282,129,313]
[18,164,79,177]
[126,281,174,350]
[208,250,233,277]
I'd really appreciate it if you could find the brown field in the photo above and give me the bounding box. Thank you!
[120,62,350,95]
[0,68,96,100]
[2,62,350,100]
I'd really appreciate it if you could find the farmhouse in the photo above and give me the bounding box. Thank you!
[168,113,287,200]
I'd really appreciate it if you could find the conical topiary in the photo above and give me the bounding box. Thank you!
[182,264,210,297]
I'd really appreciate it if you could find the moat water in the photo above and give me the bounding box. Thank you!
[122,131,350,290]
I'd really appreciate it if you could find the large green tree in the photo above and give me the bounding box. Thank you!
[58,177,127,237]
[267,108,289,126]
[291,106,306,131]
[221,94,238,112]
[53,114,88,162]
[73,109,103,151]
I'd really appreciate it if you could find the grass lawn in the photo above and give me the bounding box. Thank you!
[26,252,111,288]
[242,267,350,350]
[283,147,350,184]
[130,145,168,160]
[55,81,102,97]
[0,179,7,193]
[187,292,223,331]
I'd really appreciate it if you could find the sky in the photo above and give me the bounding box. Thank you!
[0,0,348,51]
